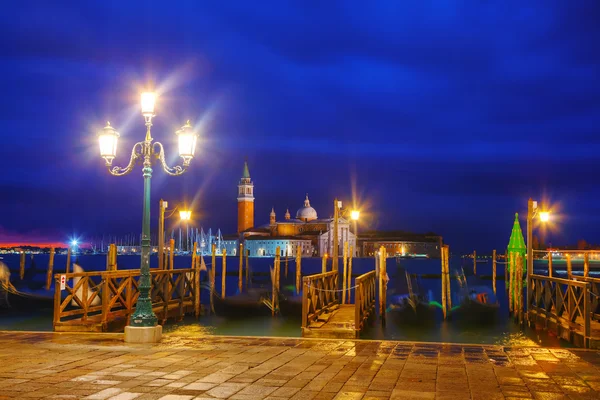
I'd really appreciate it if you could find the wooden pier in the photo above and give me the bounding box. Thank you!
[301,270,376,339]
[527,274,600,348]
[53,267,199,332]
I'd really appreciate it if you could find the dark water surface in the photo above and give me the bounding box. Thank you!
[2,253,594,346]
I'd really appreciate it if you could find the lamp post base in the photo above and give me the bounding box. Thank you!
[124,325,162,343]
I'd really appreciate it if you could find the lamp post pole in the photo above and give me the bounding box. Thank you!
[97,92,198,340]
[526,198,533,315]
[333,199,339,271]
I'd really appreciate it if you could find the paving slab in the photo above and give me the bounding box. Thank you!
[0,331,599,399]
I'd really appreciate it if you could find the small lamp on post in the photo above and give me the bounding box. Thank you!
[526,199,550,316]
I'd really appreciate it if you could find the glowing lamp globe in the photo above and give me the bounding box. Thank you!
[351,210,360,221]
[98,122,119,165]
[539,211,550,222]
[179,210,192,221]
[176,121,198,165]
[141,92,156,116]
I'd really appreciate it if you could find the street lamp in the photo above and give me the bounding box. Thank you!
[332,199,360,271]
[526,198,550,314]
[98,91,198,342]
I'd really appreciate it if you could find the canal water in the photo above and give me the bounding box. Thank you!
[1,254,594,346]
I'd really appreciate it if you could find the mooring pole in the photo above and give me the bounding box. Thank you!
[211,243,216,313]
[19,251,25,280]
[46,248,55,291]
[342,241,348,304]
[296,249,302,295]
[169,239,175,270]
[441,245,447,320]
[66,248,71,275]
[445,245,451,310]
[567,253,572,280]
[492,249,497,295]
[158,199,166,270]
[348,245,353,303]
[548,250,553,277]
[238,243,243,294]
[221,248,227,298]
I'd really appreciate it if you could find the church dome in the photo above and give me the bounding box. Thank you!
[296,194,318,222]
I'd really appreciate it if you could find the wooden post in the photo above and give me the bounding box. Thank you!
[508,252,514,313]
[158,199,166,270]
[379,246,387,323]
[46,248,55,291]
[584,282,591,348]
[245,249,250,288]
[322,254,327,273]
[107,244,116,271]
[285,249,289,279]
[169,239,175,270]
[296,249,302,295]
[518,253,524,324]
[504,251,509,292]
[342,241,348,304]
[19,251,25,280]
[273,246,280,316]
[332,198,339,272]
[221,248,227,298]
[441,245,447,319]
[113,243,118,270]
[348,245,353,303]
[584,252,589,278]
[210,243,216,313]
[492,249,497,295]
[66,248,71,275]
[473,250,476,275]
[192,242,200,318]
[445,246,451,310]
[567,253,572,280]
[238,243,244,294]
[548,250,553,277]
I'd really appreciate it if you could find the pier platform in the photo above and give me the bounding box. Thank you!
[1,331,600,399]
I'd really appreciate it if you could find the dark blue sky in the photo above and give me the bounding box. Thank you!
[1,1,599,252]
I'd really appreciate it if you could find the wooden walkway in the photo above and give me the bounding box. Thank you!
[301,270,376,339]
[527,274,600,348]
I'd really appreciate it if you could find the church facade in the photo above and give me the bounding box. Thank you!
[237,162,357,257]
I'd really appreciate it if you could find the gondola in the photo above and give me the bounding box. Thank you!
[387,270,436,323]
[211,288,272,317]
[278,285,303,316]
[0,281,54,311]
[450,270,499,321]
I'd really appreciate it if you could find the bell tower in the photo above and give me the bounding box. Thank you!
[237,160,254,233]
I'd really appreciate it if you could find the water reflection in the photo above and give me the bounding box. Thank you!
[0,254,583,347]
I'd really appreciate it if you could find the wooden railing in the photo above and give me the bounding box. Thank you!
[528,274,590,346]
[301,271,339,329]
[53,268,198,331]
[573,276,600,321]
[354,270,376,331]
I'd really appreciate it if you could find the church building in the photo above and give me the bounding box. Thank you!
[237,162,357,257]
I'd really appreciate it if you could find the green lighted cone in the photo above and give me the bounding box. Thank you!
[507,213,527,292]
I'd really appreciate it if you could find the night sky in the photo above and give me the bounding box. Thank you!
[1,2,599,252]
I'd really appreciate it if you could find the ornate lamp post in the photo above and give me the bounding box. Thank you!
[98,92,198,342]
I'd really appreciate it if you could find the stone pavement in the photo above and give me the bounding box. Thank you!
[0,332,600,399]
